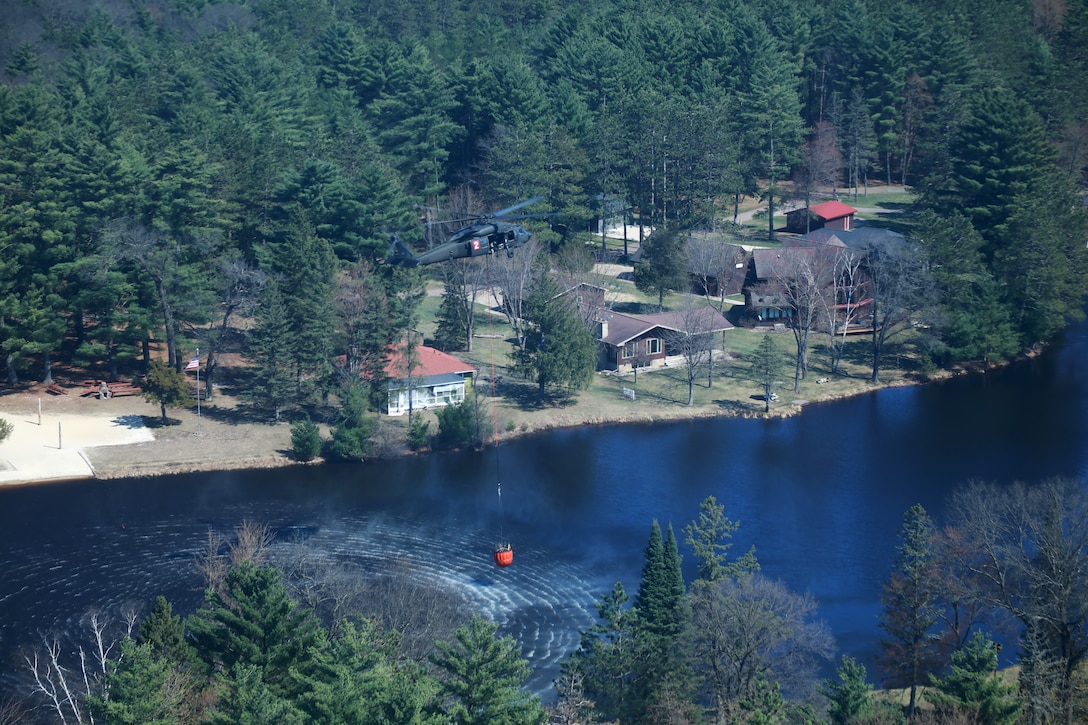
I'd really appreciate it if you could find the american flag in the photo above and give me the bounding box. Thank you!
[185,355,200,371]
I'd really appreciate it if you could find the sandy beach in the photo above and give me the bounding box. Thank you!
[0,405,154,484]
[0,389,298,487]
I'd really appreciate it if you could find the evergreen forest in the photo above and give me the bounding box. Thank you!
[4,0,1088,722]
[2,0,1088,404]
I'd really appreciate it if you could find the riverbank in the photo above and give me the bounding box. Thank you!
[0,359,937,487]
[1,188,934,488]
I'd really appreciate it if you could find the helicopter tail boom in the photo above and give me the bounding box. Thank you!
[387,237,420,267]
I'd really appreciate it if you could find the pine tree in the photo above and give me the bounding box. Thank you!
[433,265,470,352]
[430,615,546,725]
[326,381,374,462]
[207,663,307,725]
[819,656,874,725]
[187,561,329,706]
[927,631,1019,725]
[878,503,942,718]
[751,334,784,412]
[139,595,191,666]
[633,226,688,311]
[245,282,294,422]
[515,275,597,397]
[319,618,440,724]
[562,582,638,723]
[734,13,804,241]
[369,43,463,198]
[632,521,693,723]
[684,495,759,582]
[635,520,668,634]
[929,85,1054,258]
[141,360,193,423]
[916,210,1018,364]
[257,216,336,402]
[88,638,183,725]
[996,173,1088,346]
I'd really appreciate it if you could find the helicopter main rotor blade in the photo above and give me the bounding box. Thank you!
[423,197,546,227]
[494,212,559,222]
[492,196,543,219]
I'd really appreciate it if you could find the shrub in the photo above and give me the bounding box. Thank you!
[324,423,371,462]
[324,382,375,462]
[290,418,322,461]
[0,417,12,444]
[435,396,487,446]
[406,417,430,450]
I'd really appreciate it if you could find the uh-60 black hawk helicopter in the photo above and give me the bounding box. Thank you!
[388,197,546,267]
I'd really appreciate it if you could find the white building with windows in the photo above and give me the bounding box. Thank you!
[383,344,476,416]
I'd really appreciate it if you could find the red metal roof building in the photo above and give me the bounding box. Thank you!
[786,200,857,233]
[383,344,476,416]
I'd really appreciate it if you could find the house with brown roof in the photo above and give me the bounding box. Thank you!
[383,343,476,416]
[597,307,733,372]
[554,278,607,325]
[687,239,749,298]
[785,200,857,233]
[743,235,880,332]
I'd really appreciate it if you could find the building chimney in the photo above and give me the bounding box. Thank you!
[598,319,608,339]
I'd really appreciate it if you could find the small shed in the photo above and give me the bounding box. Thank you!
[786,200,857,233]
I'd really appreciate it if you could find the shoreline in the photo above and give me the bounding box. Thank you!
[0,370,949,489]
[2,336,1029,490]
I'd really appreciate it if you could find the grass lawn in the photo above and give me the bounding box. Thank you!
[440,319,929,438]
[407,186,927,435]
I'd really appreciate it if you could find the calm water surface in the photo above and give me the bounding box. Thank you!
[1,320,1086,696]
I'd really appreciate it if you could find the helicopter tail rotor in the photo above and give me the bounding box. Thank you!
[386,234,420,267]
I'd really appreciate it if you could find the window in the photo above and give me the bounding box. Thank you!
[646,338,661,355]
[622,341,637,359]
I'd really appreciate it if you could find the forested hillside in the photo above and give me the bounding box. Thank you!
[2,0,1087,407]
[4,3,1088,721]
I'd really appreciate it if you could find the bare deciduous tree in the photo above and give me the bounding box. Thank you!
[194,528,229,595]
[273,541,471,659]
[489,237,544,348]
[862,238,931,383]
[773,248,835,391]
[0,694,33,724]
[663,303,721,406]
[23,609,138,725]
[25,638,87,725]
[689,574,834,722]
[195,520,273,594]
[688,237,746,314]
[196,256,267,399]
[818,247,866,376]
[551,668,596,725]
[793,121,843,231]
[947,478,1088,725]
[229,520,274,566]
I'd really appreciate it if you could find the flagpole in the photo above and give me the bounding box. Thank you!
[196,347,202,435]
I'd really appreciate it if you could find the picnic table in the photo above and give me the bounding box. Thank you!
[78,380,141,399]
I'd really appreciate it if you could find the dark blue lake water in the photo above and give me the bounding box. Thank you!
[1,318,1086,698]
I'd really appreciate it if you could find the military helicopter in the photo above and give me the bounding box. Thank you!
[388,197,545,267]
